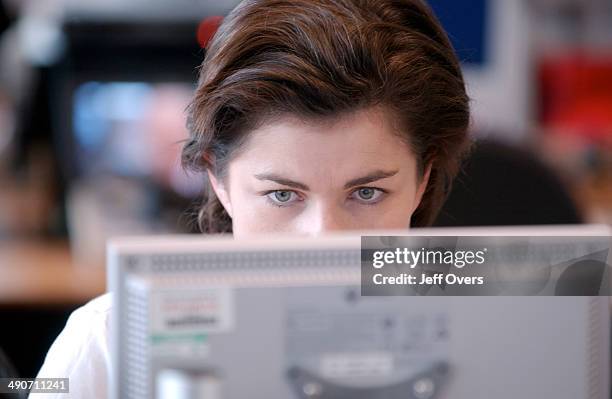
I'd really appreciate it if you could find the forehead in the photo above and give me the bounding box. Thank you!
[229,108,417,180]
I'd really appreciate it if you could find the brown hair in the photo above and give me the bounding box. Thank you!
[182,0,471,233]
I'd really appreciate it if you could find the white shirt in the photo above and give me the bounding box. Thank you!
[31,293,113,399]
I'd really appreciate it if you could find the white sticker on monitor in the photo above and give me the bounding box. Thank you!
[151,287,234,335]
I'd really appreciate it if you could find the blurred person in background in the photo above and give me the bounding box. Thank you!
[0,0,66,236]
[0,0,19,165]
[0,0,64,155]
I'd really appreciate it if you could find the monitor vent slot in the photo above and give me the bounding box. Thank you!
[148,249,359,273]
[122,285,150,399]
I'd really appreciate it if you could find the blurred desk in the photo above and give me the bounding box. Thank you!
[0,240,105,306]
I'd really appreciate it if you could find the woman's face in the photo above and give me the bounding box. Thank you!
[208,107,430,238]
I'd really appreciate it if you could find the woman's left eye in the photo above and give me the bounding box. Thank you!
[350,187,385,203]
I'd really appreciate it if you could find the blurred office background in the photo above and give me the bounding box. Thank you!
[0,0,610,382]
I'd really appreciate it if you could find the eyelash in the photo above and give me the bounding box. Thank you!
[263,187,388,208]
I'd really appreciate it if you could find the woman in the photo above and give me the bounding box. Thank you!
[34,0,470,397]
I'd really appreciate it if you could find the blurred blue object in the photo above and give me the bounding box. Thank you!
[428,0,488,65]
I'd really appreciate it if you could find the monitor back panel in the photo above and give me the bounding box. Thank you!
[110,233,610,399]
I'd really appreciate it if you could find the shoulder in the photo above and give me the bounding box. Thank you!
[72,292,113,321]
[55,292,113,358]
[33,293,113,399]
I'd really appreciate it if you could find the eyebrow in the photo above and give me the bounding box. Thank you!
[253,169,399,191]
[343,169,399,189]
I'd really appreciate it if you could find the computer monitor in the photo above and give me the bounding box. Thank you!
[108,225,611,399]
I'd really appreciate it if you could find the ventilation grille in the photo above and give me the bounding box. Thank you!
[122,284,150,399]
[144,249,359,273]
[586,297,607,399]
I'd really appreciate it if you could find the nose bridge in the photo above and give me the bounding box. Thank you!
[307,201,348,235]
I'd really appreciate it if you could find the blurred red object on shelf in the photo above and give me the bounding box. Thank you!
[197,16,224,49]
[538,53,612,142]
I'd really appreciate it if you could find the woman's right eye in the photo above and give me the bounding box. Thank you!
[265,190,301,207]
